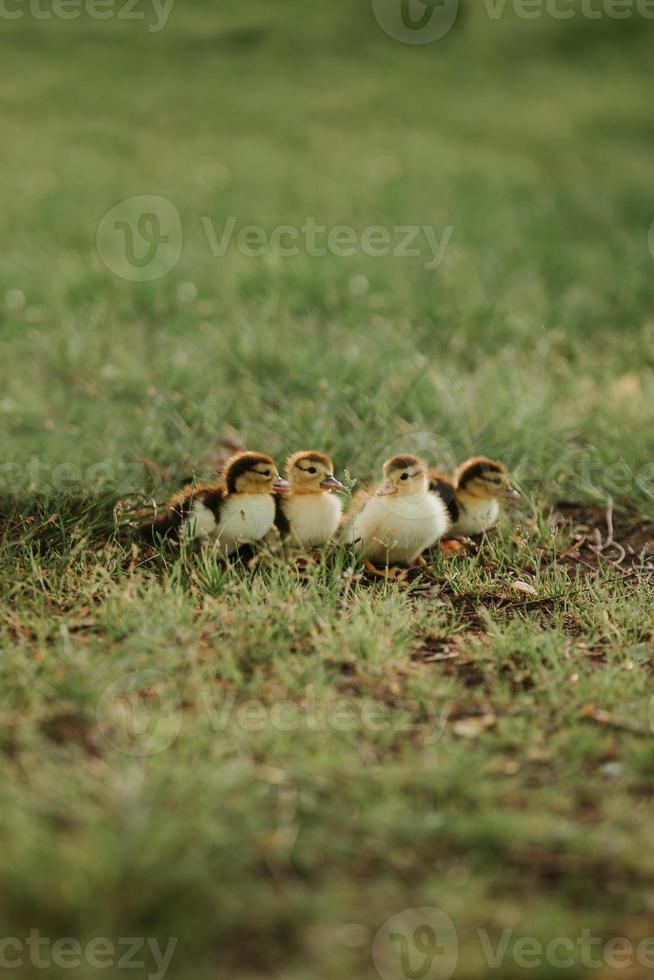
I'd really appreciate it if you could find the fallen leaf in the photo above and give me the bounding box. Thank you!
[486,757,520,775]
[580,704,652,736]
[452,712,496,738]
[511,580,538,598]
[525,746,552,764]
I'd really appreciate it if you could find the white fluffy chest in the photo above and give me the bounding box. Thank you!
[283,493,342,547]
[184,494,275,554]
[219,494,275,552]
[351,492,450,563]
[453,499,500,536]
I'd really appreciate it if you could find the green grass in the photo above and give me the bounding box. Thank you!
[2,2,654,978]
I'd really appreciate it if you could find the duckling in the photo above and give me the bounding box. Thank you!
[145,451,289,556]
[429,456,519,538]
[275,451,345,548]
[343,454,451,574]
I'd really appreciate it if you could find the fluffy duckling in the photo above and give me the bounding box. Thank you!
[275,451,345,548]
[344,454,451,574]
[146,451,289,555]
[429,456,519,538]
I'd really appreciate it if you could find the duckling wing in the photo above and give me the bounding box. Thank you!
[143,481,224,541]
[164,481,227,542]
[428,472,459,525]
[274,494,291,540]
[340,486,375,543]
[194,485,227,523]
[345,491,389,550]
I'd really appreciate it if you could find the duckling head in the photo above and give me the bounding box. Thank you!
[377,455,428,497]
[285,450,345,494]
[225,452,289,495]
[456,457,519,501]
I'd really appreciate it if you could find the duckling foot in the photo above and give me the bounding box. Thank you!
[440,538,466,555]
[363,557,405,580]
[411,556,433,574]
[295,552,317,562]
[294,552,322,572]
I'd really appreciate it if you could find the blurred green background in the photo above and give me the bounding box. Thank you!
[1,0,654,509]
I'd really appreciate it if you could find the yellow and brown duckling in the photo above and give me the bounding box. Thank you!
[274,450,345,548]
[429,456,519,539]
[145,451,289,555]
[343,454,451,575]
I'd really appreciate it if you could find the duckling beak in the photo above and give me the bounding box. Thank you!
[272,477,290,493]
[377,481,398,496]
[320,474,345,491]
[501,486,520,499]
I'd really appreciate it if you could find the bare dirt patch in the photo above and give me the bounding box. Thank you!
[549,502,654,574]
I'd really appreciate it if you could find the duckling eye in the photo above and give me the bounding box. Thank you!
[307,466,317,475]
[400,473,409,481]
[260,470,271,478]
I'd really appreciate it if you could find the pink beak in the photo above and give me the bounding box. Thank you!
[377,481,398,496]
[320,474,345,491]
[273,477,290,493]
